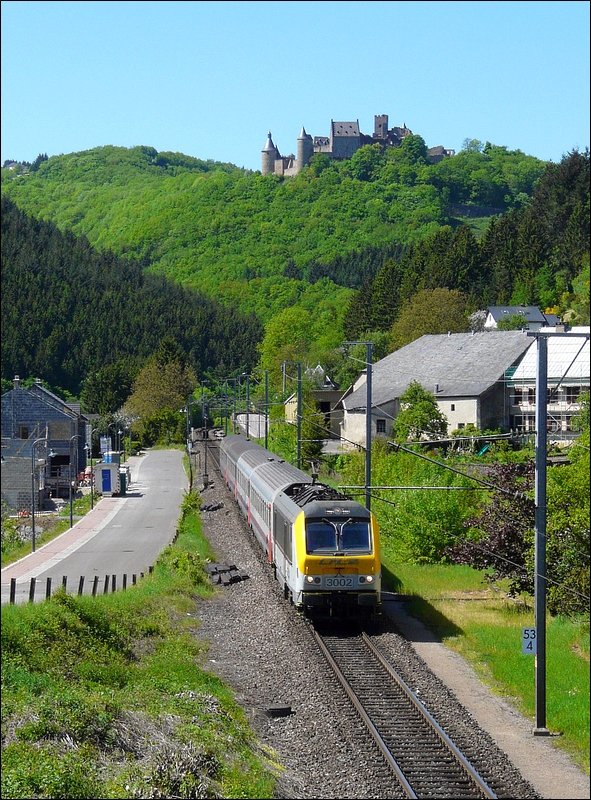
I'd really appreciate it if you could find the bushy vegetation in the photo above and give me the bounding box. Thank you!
[1,495,277,799]
[337,412,589,618]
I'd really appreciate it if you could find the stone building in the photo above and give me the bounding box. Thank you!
[1,376,89,511]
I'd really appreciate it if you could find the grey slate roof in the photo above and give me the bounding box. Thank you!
[344,331,532,411]
[331,120,360,137]
[487,306,546,324]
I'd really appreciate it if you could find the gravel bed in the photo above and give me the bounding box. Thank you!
[192,448,540,799]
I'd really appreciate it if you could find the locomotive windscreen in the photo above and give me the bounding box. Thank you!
[306,517,371,554]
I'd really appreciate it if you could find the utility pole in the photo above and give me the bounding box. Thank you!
[533,332,549,735]
[246,374,250,440]
[297,362,302,469]
[264,370,269,449]
[343,341,373,510]
[527,328,589,734]
[365,341,373,511]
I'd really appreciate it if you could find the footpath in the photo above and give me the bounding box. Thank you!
[1,455,143,605]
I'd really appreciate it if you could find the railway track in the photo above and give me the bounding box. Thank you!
[312,624,497,799]
[202,437,536,798]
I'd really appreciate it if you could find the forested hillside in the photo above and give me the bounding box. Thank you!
[1,139,546,326]
[1,141,589,395]
[345,149,590,341]
[0,196,262,396]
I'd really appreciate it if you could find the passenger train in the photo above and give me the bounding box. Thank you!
[219,435,382,619]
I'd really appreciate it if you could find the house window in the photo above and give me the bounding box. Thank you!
[450,404,455,412]
[566,387,581,404]
[376,419,386,434]
[18,425,29,439]
[457,422,465,429]
[513,388,535,405]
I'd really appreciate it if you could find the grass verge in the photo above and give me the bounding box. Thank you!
[1,492,279,799]
[386,562,590,773]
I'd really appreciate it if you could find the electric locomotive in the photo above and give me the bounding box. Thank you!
[219,435,381,619]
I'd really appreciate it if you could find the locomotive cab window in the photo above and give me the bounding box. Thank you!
[306,517,371,554]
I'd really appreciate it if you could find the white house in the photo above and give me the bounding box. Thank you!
[341,331,532,449]
[484,306,560,330]
[508,327,590,436]
[341,329,590,450]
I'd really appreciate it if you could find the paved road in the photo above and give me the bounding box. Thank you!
[1,449,187,604]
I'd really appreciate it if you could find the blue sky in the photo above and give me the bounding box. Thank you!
[2,1,589,170]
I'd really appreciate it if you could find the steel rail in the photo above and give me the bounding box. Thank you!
[312,626,418,798]
[361,632,497,799]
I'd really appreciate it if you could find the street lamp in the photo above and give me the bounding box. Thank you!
[87,427,98,508]
[31,437,55,552]
[183,396,199,490]
[69,434,80,528]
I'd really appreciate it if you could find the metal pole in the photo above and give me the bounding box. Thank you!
[30,438,46,553]
[87,427,97,510]
[246,374,250,439]
[69,434,79,529]
[265,370,269,449]
[366,342,373,511]
[297,363,302,469]
[202,386,209,487]
[31,444,36,552]
[89,448,94,509]
[533,334,549,735]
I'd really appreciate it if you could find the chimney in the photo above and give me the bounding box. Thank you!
[13,375,20,389]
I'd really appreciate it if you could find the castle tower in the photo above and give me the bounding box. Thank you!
[296,126,314,172]
[374,114,389,139]
[261,132,278,175]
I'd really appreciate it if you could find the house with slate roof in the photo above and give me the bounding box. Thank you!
[484,306,561,330]
[341,329,590,449]
[340,331,533,449]
[1,376,89,511]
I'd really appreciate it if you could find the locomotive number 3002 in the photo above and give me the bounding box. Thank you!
[324,576,355,588]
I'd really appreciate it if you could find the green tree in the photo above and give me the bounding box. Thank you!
[496,313,528,330]
[124,353,197,443]
[80,361,135,415]
[392,380,448,442]
[300,388,325,471]
[389,288,471,351]
[257,307,313,386]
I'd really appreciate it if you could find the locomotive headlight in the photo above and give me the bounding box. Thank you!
[306,575,321,584]
[359,575,374,584]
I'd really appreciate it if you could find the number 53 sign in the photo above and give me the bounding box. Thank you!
[522,628,537,654]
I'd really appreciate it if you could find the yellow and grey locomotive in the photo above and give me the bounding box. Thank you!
[219,435,381,618]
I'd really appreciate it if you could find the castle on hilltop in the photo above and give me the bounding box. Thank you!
[261,114,454,176]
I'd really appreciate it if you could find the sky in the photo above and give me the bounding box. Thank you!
[1,1,589,171]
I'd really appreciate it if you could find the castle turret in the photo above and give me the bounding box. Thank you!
[374,114,389,139]
[296,126,314,172]
[261,132,278,175]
